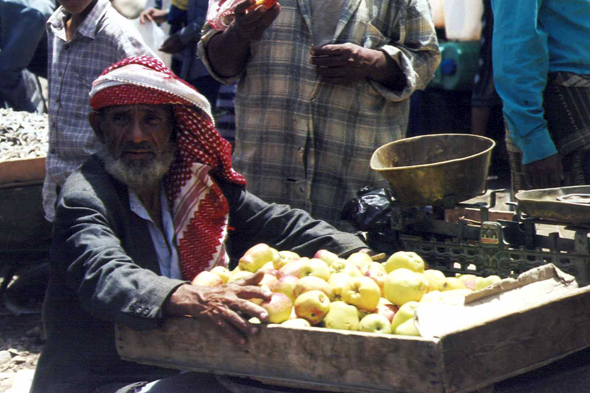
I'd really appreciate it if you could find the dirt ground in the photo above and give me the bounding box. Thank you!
[0,269,46,393]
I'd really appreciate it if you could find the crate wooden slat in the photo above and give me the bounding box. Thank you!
[116,285,590,393]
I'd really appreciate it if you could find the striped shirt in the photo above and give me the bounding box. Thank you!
[200,0,440,230]
[43,0,155,221]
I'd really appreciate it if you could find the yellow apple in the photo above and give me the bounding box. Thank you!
[394,318,421,336]
[278,258,307,278]
[342,276,381,312]
[475,275,502,291]
[260,292,293,324]
[443,277,466,291]
[323,301,360,331]
[227,270,254,283]
[259,273,278,289]
[420,290,444,303]
[457,274,478,291]
[347,252,374,272]
[359,313,392,334]
[293,276,333,300]
[294,290,331,325]
[423,269,446,292]
[209,266,230,283]
[390,301,419,332]
[364,262,388,296]
[274,250,301,270]
[299,258,330,281]
[191,271,223,287]
[328,272,353,301]
[383,251,425,274]
[329,259,362,277]
[314,249,340,266]
[273,274,299,303]
[384,268,429,306]
[281,318,311,328]
[238,243,279,273]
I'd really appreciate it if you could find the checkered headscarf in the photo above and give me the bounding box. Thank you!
[90,56,246,281]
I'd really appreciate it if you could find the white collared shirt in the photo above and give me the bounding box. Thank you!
[129,185,181,279]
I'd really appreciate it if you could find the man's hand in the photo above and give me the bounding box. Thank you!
[231,0,281,41]
[139,7,168,24]
[166,271,271,344]
[523,153,563,189]
[160,33,184,54]
[310,44,403,87]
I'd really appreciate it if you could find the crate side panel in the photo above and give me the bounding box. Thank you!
[116,319,445,393]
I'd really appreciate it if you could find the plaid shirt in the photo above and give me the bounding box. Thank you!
[43,0,154,221]
[200,0,440,230]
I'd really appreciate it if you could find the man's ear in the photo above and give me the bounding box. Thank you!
[88,111,105,144]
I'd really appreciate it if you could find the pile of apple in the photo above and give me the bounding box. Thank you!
[192,244,502,336]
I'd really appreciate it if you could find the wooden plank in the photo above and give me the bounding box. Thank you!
[439,285,590,392]
[116,320,444,393]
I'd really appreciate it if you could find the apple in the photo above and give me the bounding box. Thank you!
[238,243,279,273]
[294,290,331,325]
[259,262,280,276]
[329,259,362,277]
[475,275,502,291]
[191,271,223,287]
[364,262,388,296]
[273,274,299,303]
[374,298,398,323]
[279,258,307,278]
[323,301,359,331]
[293,276,333,300]
[394,318,421,336]
[347,252,374,272]
[314,249,340,266]
[209,266,230,283]
[457,274,478,291]
[390,300,419,332]
[227,270,254,283]
[260,292,293,324]
[383,251,425,274]
[259,273,278,289]
[359,314,392,334]
[342,276,381,312]
[443,277,466,291]
[299,258,330,281]
[423,269,446,292]
[274,250,301,270]
[281,318,311,328]
[384,268,429,306]
[328,272,353,301]
[420,290,444,303]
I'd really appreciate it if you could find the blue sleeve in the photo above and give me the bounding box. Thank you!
[491,0,557,164]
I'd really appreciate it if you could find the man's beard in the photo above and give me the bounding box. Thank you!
[97,141,177,192]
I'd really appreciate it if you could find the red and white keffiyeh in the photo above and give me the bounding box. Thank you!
[89,56,246,281]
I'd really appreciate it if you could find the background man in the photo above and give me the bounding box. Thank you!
[491,0,590,191]
[198,0,440,230]
[43,0,155,222]
[30,56,369,393]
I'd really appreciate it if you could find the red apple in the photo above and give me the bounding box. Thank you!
[260,292,293,324]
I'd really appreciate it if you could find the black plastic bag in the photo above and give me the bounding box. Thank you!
[341,187,395,232]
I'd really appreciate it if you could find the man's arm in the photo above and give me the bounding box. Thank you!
[202,0,281,78]
[491,0,560,185]
[216,177,370,261]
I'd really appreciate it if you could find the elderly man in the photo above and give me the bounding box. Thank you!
[30,56,370,393]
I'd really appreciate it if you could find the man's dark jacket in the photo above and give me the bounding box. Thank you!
[30,155,367,393]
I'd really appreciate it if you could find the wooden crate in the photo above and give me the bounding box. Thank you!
[115,270,590,393]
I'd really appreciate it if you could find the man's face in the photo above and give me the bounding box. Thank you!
[58,0,97,15]
[92,104,177,190]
